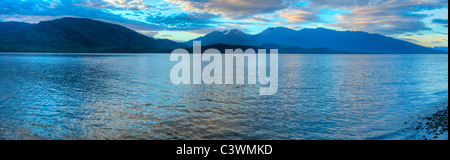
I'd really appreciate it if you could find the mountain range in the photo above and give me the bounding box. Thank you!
[186,27,446,54]
[433,47,448,52]
[0,17,447,54]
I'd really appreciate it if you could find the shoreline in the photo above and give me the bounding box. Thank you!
[413,101,448,140]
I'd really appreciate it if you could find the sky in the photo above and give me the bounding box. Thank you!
[0,0,448,47]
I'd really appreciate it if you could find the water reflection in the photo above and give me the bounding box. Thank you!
[0,53,448,140]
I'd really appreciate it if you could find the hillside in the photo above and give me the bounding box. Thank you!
[0,17,186,53]
[187,27,446,54]
[181,43,364,54]
[1,18,446,54]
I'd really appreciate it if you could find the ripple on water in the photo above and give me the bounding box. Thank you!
[0,53,448,140]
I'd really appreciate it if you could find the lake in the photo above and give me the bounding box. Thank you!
[0,53,448,140]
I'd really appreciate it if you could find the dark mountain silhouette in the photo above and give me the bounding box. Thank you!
[0,22,35,35]
[1,18,446,54]
[185,29,251,46]
[183,44,264,53]
[432,47,448,52]
[181,43,364,54]
[249,27,299,46]
[0,17,186,53]
[187,27,446,54]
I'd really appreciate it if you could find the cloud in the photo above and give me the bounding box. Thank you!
[0,0,164,30]
[165,0,294,18]
[432,18,448,27]
[398,37,419,43]
[331,9,431,35]
[0,0,448,43]
[76,0,153,10]
[0,0,225,32]
[279,8,321,24]
[138,30,159,37]
[307,0,447,10]
[247,18,272,23]
[73,0,116,9]
[287,26,303,30]
[146,12,218,30]
[316,0,448,35]
[1,0,121,20]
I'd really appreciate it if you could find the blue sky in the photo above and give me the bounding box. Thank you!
[0,0,448,47]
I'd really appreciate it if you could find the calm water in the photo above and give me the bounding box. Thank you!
[0,53,447,140]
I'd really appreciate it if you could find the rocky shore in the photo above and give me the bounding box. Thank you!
[413,101,448,140]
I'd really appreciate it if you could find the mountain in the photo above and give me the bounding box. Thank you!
[432,47,448,52]
[248,27,298,46]
[0,17,186,53]
[1,18,446,54]
[181,43,364,54]
[185,29,251,46]
[186,27,446,54]
[0,22,35,35]
[183,44,264,53]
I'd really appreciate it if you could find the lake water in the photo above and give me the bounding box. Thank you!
[0,53,447,140]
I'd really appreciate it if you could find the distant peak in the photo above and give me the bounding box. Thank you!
[315,27,329,30]
[261,27,295,34]
[204,31,225,37]
[300,27,335,32]
[268,26,289,29]
[224,29,245,35]
[272,26,293,29]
